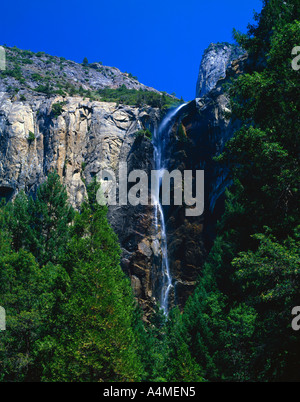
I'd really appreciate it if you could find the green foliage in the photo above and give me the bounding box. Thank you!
[1,1,298,383]
[1,64,23,81]
[232,0,299,59]
[7,172,74,265]
[34,82,52,95]
[163,308,204,382]
[0,173,145,381]
[27,130,35,142]
[0,244,47,381]
[172,0,300,382]
[6,86,19,95]
[31,73,43,81]
[51,102,65,118]
[134,128,152,140]
[21,58,34,65]
[42,182,144,381]
[1,46,179,109]
[19,49,34,58]
[97,85,178,109]
[127,72,138,80]
[82,57,89,66]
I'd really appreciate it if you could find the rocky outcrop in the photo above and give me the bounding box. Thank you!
[0,45,176,317]
[0,91,162,315]
[0,93,158,202]
[1,46,160,97]
[0,43,248,315]
[107,134,160,316]
[162,54,247,308]
[196,43,245,98]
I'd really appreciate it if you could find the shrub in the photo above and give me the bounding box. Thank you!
[21,59,33,65]
[31,73,43,81]
[21,49,34,57]
[34,83,52,95]
[54,89,66,96]
[82,57,89,66]
[128,72,138,80]
[51,102,65,118]
[134,129,152,141]
[28,131,35,142]
[2,65,23,81]
[97,86,178,109]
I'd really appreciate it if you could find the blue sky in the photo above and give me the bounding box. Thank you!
[1,0,262,100]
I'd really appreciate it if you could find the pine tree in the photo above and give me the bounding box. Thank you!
[0,177,145,382]
[41,180,145,381]
[27,172,74,265]
[174,0,300,382]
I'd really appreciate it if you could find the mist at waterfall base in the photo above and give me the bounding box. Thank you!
[153,104,187,314]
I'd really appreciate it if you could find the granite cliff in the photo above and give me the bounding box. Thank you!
[0,90,161,317]
[196,42,245,97]
[0,43,247,315]
[1,46,160,97]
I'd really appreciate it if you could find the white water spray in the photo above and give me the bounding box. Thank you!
[152,103,187,314]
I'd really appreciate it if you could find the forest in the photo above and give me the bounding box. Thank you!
[0,0,299,382]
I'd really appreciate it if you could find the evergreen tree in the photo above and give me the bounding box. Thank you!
[27,172,74,265]
[0,176,145,382]
[42,181,144,381]
[82,57,89,66]
[174,0,300,382]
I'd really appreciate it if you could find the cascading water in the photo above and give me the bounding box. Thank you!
[152,103,187,315]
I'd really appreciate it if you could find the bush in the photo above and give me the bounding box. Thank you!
[134,129,152,141]
[28,131,35,142]
[82,57,89,66]
[128,72,138,80]
[97,86,178,109]
[21,59,33,65]
[20,49,34,57]
[31,73,43,81]
[34,83,52,95]
[51,102,65,118]
[1,65,23,81]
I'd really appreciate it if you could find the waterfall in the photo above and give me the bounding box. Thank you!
[152,103,187,315]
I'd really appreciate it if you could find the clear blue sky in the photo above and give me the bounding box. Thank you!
[1,0,262,100]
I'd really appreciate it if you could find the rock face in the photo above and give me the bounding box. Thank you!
[161,54,248,308]
[0,93,159,204]
[1,46,160,97]
[196,43,245,98]
[0,91,161,316]
[0,44,247,315]
[107,133,160,316]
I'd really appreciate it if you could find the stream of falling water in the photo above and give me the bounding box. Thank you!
[152,103,187,315]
